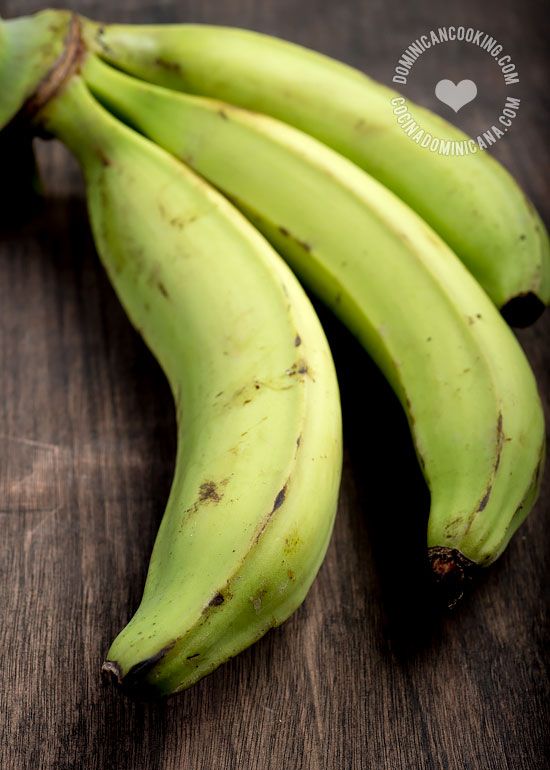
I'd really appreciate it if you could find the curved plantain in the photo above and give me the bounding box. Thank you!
[81,56,546,593]
[36,75,342,696]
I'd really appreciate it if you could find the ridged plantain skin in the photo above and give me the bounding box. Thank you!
[36,76,342,696]
[81,56,546,581]
[0,10,73,129]
[81,20,550,322]
[0,10,75,212]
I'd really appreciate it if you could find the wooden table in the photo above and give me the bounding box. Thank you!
[1,1,548,768]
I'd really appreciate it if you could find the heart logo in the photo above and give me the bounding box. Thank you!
[435,79,477,112]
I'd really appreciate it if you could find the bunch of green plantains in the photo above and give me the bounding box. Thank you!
[0,11,547,697]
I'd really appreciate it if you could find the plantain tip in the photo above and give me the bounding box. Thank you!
[102,659,123,686]
[427,546,478,609]
[501,292,545,327]
[101,644,176,699]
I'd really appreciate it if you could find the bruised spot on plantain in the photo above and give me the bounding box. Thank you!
[286,359,310,378]
[250,482,290,547]
[477,485,492,512]
[154,57,183,75]
[444,516,463,538]
[272,484,287,511]
[209,593,225,606]
[157,281,169,299]
[284,531,302,555]
[199,481,223,503]
[95,147,111,167]
[494,412,504,473]
[251,587,268,612]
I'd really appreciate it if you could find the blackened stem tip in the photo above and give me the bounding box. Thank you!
[102,660,123,687]
[501,292,545,328]
[428,546,478,609]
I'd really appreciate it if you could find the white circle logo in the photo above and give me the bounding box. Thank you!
[391,26,520,154]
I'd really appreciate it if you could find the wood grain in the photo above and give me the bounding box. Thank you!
[1,1,548,768]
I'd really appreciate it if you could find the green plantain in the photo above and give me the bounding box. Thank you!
[35,74,342,696]
[81,19,550,324]
[81,55,545,590]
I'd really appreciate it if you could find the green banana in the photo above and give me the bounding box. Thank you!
[36,75,342,696]
[0,10,73,129]
[81,19,550,325]
[0,10,75,212]
[81,55,546,585]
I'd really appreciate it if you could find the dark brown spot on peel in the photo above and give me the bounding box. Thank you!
[286,359,310,378]
[494,412,504,473]
[199,481,222,503]
[294,335,302,347]
[251,587,268,611]
[95,147,111,167]
[154,57,182,74]
[157,281,169,298]
[283,531,301,555]
[272,485,287,511]
[444,517,463,537]
[251,479,291,547]
[186,653,200,660]
[477,485,492,512]
[209,593,225,606]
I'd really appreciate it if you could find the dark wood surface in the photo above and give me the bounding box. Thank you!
[1,1,548,768]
